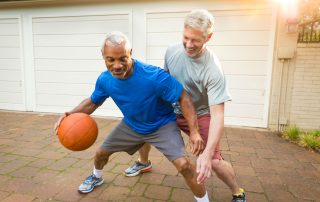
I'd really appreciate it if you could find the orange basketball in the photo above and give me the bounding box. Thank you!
[57,113,98,151]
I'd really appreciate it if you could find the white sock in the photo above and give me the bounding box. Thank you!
[194,191,209,202]
[93,167,103,178]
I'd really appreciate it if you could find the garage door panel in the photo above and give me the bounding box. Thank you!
[33,34,106,47]
[210,46,269,61]
[0,92,23,104]
[0,17,24,111]
[0,70,21,81]
[0,47,20,59]
[147,59,164,68]
[34,59,104,71]
[0,19,19,35]
[0,81,21,92]
[226,75,266,90]
[147,18,184,33]
[229,89,265,104]
[147,32,181,46]
[225,103,264,119]
[0,35,20,47]
[34,47,101,59]
[214,14,272,31]
[33,13,130,115]
[210,31,270,46]
[147,46,167,60]
[33,19,129,35]
[222,61,267,76]
[225,116,263,127]
[35,71,100,84]
[34,14,129,22]
[0,59,21,70]
[37,94,86,107]
[37,83,94,96]
[213,9,272,17]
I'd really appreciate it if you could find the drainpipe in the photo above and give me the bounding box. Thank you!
[277,47,295,132]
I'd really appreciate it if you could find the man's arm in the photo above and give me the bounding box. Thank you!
[178,90,204,156]
[68,97,100,115]
[54,97,100,135]
[196,103,225,184]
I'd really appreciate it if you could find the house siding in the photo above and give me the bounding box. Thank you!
[290,43,320,130]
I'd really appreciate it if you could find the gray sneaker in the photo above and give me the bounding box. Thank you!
[124,161,152,177]
[78,174,104,194]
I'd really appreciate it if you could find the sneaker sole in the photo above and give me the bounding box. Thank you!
[125,166,152,177]
[78,179,104,194]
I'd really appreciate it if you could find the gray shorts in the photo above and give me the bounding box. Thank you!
[100,121,186,161]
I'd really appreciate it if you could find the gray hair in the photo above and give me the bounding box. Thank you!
[101,31,131,54]
[184,9,214,38]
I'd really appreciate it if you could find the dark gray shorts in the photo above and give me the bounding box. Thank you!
[100,121,186,161]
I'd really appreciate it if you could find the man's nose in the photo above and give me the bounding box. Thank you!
[113,61,123,69]
[186,40,194,48]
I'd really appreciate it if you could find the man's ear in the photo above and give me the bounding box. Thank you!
[206,33,213,42]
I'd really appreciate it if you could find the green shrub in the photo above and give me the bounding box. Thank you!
[302,134,320,150]
[310,130,320,137]
[281,125,320,152]
[284,125,300,141]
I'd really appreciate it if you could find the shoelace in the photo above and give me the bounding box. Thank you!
[84,175,97,184]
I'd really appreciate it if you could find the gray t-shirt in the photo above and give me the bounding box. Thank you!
[164,43,232,115]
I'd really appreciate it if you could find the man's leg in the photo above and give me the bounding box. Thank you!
[124,143,152,176]
[94,147,112,169]
[138,143,151,163]
[80,120,145,193]
[78,147,111,193]
[177,114,245,198]
[211,158,239,194]
[172,157,208,201]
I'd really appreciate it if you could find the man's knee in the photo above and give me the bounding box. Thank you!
[211,159,221,171]
[95,148,110,161]
[174,158,195,177]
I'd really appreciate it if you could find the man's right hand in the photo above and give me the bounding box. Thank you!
[189,132,204,156]
[54,112,71,135]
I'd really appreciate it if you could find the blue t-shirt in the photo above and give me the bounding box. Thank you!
[90,59,183,135]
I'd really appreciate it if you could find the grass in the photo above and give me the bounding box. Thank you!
[284,125,300,141]
[302,134,320,150]
[282,126,320,152]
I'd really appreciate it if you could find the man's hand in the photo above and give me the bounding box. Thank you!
[54,112,70,135]
[189,132,204,156]
[196,150,212,184]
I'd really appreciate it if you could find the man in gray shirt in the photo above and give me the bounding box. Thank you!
[125,9,246,202]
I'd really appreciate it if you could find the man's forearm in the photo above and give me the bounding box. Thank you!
[204,104,225,155]
[68,98,98,115]
[179,90,199,134]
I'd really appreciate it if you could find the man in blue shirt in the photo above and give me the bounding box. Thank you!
[54,31,208,201]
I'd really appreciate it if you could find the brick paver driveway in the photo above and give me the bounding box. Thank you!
[0,111,319,201]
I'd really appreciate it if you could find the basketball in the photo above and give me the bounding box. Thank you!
[57,113,98,151]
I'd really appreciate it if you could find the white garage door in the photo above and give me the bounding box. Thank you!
[32,13,131,117]
[146,9,275,127]
[0,18,24,111]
